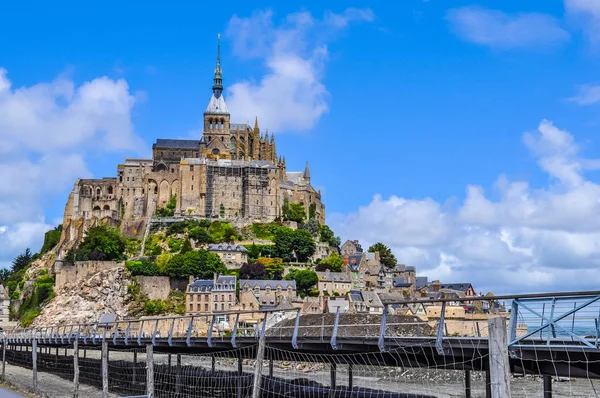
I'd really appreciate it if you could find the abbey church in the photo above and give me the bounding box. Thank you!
[62,36,325,236]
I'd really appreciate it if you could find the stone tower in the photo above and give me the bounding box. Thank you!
[204,34,231,159]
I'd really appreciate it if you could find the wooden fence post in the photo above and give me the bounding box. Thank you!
[146,344,154,396]
[32,339,37,394]
[73,340,79,398]
[488,317,511,398]
[101,341,108,398]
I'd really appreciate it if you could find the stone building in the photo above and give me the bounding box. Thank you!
[207,244,248,268]
[60,35,325,249]
[239,280,297,307]
[0,285,9,325]
[340,240,363,257]
[185,274,237,322]
[316,270,352,296]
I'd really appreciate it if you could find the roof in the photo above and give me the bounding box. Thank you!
[286,172,305,185]
[216,275,236,285]
[208,244,248,253]
[365,252,377,261]
[327,299,349,314]
[429,283,473,293]
[188,279,213,292]
[360,291,384,308]
[316,271,351,283]
[415,277,428,290]
[240,280,296,290]
[393,277,412,288]
[155,139,202,149]
[205,93,229,114]
[230,123,251,132]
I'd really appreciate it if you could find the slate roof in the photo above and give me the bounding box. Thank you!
[360,291,384,308]
[415,277,428,290]
[207,244,248,253]
[327,299,349,314]
[188,280,213,292]
[230,123,251,131]
[316,271,351,283]
[155,139,202,149]
[393,277,412,288]
[240,280,296,290]
[429,283,473,293]
[206,93,229,114]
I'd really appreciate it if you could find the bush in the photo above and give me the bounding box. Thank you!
[167,238,182,252]
[40,225,62,255]
[307,289,320,297]
[66,225,127,261]
[188,227,214,244]
[250,222,282,240]
[125,259,161,276]
[144,233,164,256]
[156,195,177,218]
[163,249,226,279]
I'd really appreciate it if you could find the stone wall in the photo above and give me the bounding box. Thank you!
[55,261,125,290]
[136,276,170,300]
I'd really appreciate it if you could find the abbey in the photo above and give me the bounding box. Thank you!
[62,36,325,236]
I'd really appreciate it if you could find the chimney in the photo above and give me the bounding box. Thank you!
[213,273,218,284]
[189,275,194,284]
[432,280,441,292]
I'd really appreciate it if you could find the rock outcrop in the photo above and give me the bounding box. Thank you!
[32,266,133,326]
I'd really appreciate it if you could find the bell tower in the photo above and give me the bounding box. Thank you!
[204,34,231,159]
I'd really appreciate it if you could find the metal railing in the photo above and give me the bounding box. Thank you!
[5,290,600,356]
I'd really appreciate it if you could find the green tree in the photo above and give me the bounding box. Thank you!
[273,227,295,261]
[40,225,62,255]
[264,262,284,280]
[317,252,343,272]
[319,225,341,248]
[288,203,306,223]
[300,219,320,237]
[66,225,126,261]
[292,229,316,262]
[188,227,214,244]
[368,242,397,268]
[164,249,226,278]
[12,248,33,272]
[156,195,177,217]
[308,203,317,220]
[285,269,318,296]
[180,238,193,254]
[281,196,290,221]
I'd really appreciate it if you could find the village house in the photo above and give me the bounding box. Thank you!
[207,244,248,268]
[327,297,350,314]
[185,274,237,322]
[347,290,384,314]
[428,281,476,304]
[316,270,352,296]
[340,239,363,257]
[239,279,297,307]
[300,297,325,315]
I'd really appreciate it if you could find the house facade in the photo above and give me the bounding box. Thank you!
[207,244,248,268]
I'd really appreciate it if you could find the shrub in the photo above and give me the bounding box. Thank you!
[40,225,62,255]
[125,259,161,276]
[156,195,177,218]
[66,225,127,261]
[167,238,182,252]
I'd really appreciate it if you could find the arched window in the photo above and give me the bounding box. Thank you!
[230,137,236,151]
[103,205,110,210]
[108,186,113,194]
[154,186,158,194]
[93,206,101,211]
[96,188,101,196]
[221,120,224,129]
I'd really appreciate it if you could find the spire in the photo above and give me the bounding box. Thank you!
[265,130,269,141]
[270,133,274,143]
[212,33,223,98]
[303,161,311,181]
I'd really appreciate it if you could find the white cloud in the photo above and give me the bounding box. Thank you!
[446,6,570,49]
[0,69,142,265]
[567,84,600,105]
[565,0,600,43]
[329,120,600,294]
[225,8,373,132]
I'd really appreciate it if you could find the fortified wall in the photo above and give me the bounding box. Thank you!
[54,261,125,290]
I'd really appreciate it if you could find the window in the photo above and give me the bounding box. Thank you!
[127,177,130,182]
[191,185,194,191]
[205,303,208,311]
[108,186,113,194]
[132,177,135,181]
[228,294,232,301]
[189,303,193,311]
[221,303,224,311]
[196,303,200,311]
[214,303,218,310]
[214,295,218,302]
[190,165,194,171]
[221,294,224,301]
[192,175,194,181]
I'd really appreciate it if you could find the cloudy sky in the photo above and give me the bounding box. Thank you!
[2,0,600,294]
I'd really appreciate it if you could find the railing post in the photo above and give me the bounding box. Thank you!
[231,313,240,347]
[2,337,5,381]
[207,315,215,347]
[488,317,511,398]
[73,339,79,398]
[330,306,341,350]
[291,310,301,349]
[436,301,446,355]
[176,354,182,396]
[151,319,159,345]
[102,341,108,398]
[137,320,144,346]
[32,339,37,394]
[168,318,175,347]
[543,374,552,398]
[146,344,154,396]
[378,304,388,352]
[251,315,268,398]
[186,316,194,347]
[465,369,471,398]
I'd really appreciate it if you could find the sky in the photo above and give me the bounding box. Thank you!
[1,0,600,294]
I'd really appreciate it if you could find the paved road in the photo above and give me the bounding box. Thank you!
[0,388,24,397]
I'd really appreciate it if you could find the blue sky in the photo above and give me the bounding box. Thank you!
[2,0,600,294]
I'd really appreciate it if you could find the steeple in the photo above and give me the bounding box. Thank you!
[303,161,311,181]
[212,33,223,98]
